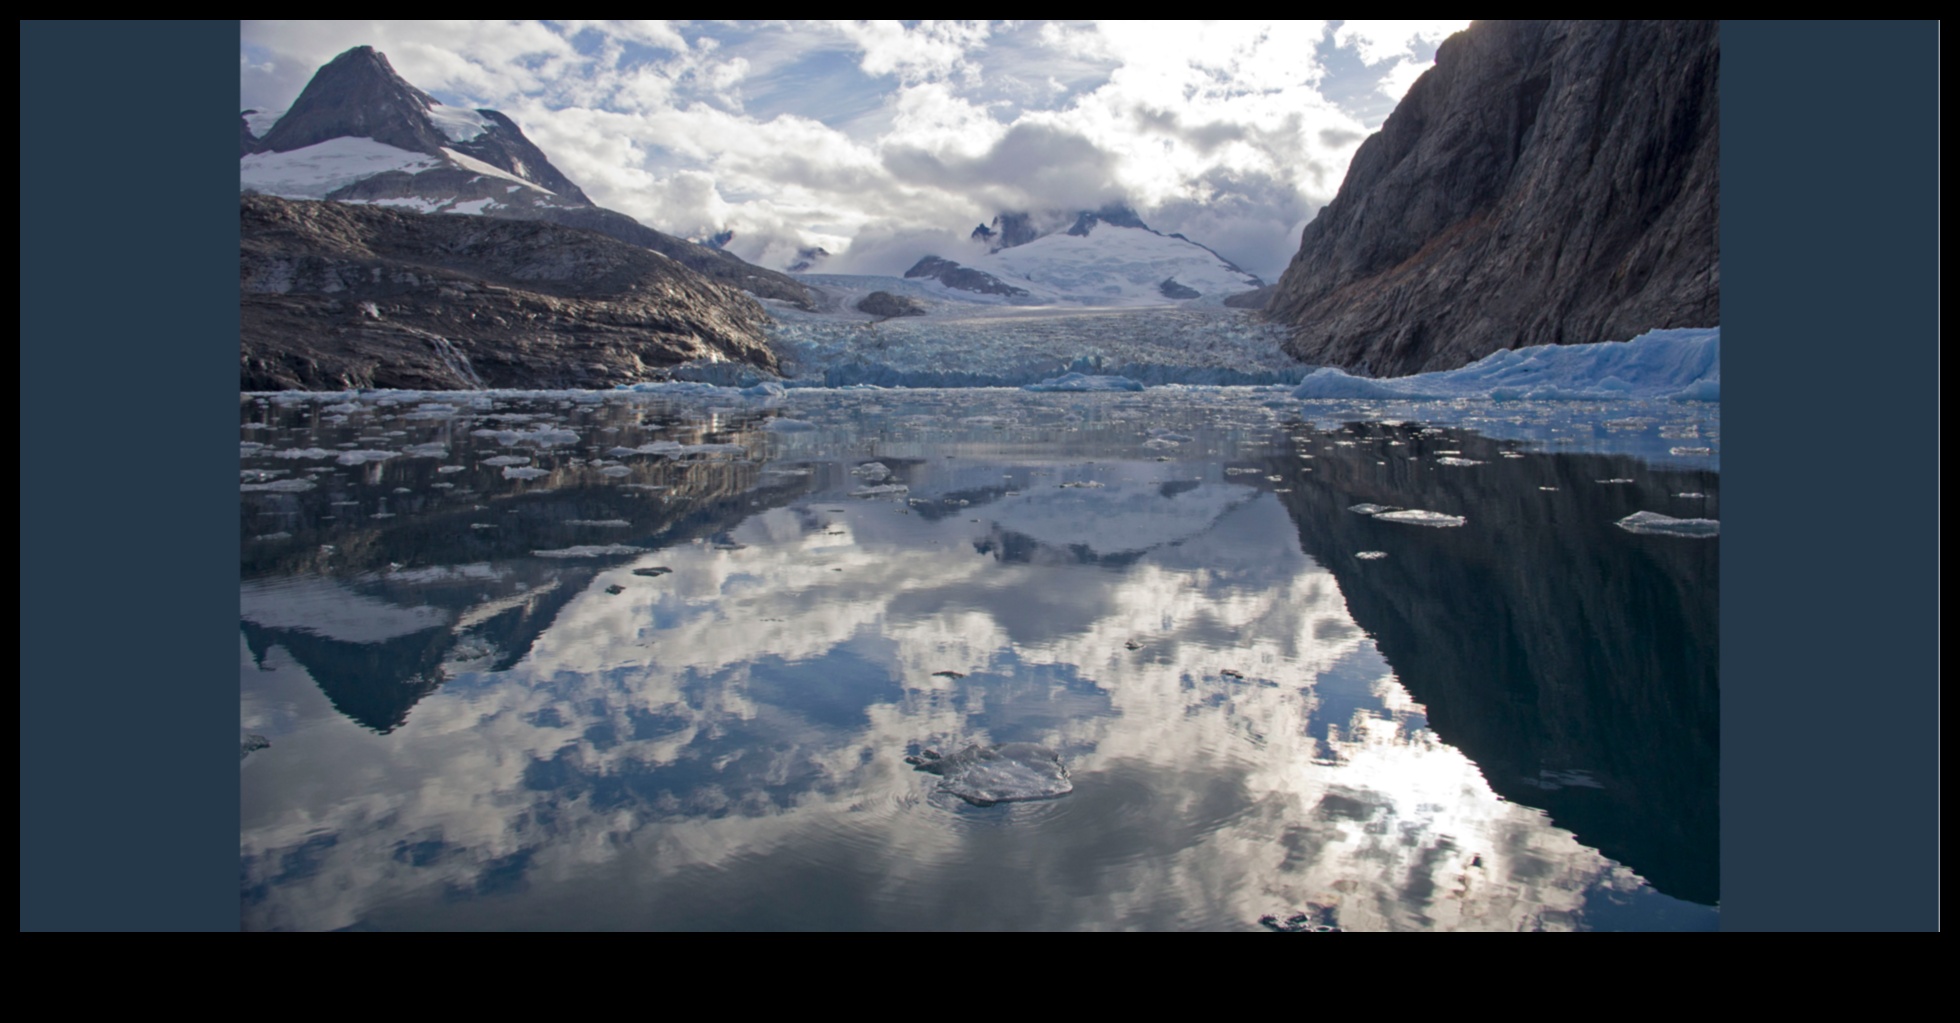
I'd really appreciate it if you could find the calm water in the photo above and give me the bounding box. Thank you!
[240,387,1719,931]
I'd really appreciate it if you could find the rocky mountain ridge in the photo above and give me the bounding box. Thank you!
[241,194,777,391]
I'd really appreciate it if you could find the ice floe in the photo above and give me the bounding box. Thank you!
[1615,511,1719,538]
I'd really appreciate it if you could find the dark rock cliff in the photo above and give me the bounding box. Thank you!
[240,195,778,391]
[1270,21,1718,376]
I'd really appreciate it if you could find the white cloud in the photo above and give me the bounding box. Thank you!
[241,20,1469,279]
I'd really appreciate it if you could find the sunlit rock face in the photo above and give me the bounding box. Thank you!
[239,388,1717,931]
[1270,21,1719,376]
[240,195,780,391]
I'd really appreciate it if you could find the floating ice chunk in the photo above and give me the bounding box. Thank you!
[907,743,1073,806]
[851,462,891,482]
[336,450,396,465]
[437,465,467,474]
[598,465,632,477]
[852,483,909,498]
[502,466,550,480]
[1669,446,1713,456]
[241,478,316,493]
[1597,478,1635,485]
[564,519,631,527]
[253,531,292,541]
[1674,492,1706,499]
[1355,551,1388,560]
[1436,457,1485,467]
[402,443,449,458]
[1348,503,1395,515]
[1372,509,1466,527]
[741,382,788,398]
[1292,368,1410,399]
[481,455,531,467]
[267,447,336,460]
[1142,437,1182,450]
[1615,511,1719,538]
[1023,373,1144,392]
[764,418,817,432]
[532,544,650,558]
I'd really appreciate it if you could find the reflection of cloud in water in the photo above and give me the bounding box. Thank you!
[243,482,1670,931]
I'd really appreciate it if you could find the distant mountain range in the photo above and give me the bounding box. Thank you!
[898,203,1267,306]
[240,46,816,311]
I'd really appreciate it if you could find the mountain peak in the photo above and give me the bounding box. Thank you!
[255,45,449,156]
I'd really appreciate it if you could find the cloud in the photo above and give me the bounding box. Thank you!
[240,20,1470,280]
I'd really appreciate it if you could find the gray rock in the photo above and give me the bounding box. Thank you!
[855,291,926,318]
[1269,21,1718,376]
[902,256,1030,297]
[1158,277,1201,300]
[240,195,778,391]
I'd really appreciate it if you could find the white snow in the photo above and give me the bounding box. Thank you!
[952,223,1263,306]
[440,148,555,196]
[426,104,493,143]
[1292,328,1719,403]
[241,107,286,138]
[240,137,443,199]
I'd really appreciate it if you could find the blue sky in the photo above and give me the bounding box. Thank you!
[241,21,1468,279]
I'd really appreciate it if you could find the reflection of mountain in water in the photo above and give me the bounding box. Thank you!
[240,408,816,732]
[1268,422,1718,905]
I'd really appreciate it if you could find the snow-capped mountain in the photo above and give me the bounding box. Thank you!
[899,204,1266,306]
[241,46,814,309]
[241,46,588,213]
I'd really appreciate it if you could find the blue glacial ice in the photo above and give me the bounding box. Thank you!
[1292,328,1719,403]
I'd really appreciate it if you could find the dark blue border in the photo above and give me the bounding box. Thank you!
[17,21,1942,930]
[20,21,242,931]
[1720,21,1940,931]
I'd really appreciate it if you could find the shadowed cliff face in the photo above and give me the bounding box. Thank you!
[1262,421,1718,905]
[1270,21,1718,376]
[240,195,779,391]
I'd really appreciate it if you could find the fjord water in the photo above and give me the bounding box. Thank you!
[240,387,1718,931]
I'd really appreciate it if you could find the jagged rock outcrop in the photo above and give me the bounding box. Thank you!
[1270,21,1718,376]
[1157,278,1201,300]
[903,255,1030,297]
[240,195,777,391]
[855,291,926,318]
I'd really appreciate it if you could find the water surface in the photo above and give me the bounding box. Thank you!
[240,387,1719,931]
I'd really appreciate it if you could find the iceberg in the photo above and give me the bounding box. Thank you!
[1291,328,1720,402]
